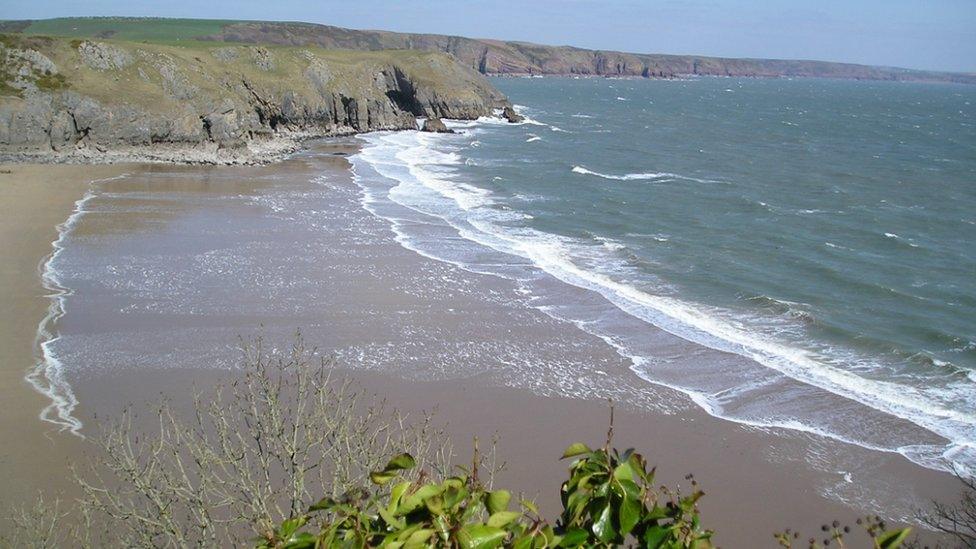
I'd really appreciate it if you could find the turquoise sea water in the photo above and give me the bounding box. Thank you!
[352,76,976,475]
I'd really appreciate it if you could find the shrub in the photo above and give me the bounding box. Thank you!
[0,335,923,548]
[8,336,455,547]
[914,473,976,548]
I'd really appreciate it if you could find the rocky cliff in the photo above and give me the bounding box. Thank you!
[0,33,509,164]
[6,18,967,85]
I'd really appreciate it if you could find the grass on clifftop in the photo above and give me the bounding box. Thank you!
[7,17,239,45]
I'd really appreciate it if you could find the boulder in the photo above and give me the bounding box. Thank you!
[421,117,454,133]
[502,105,524,123]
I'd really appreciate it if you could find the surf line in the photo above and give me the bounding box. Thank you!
[26,174,126,438]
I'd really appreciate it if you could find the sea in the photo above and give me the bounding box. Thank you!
[35,75,976,484]
[352,76,976,476]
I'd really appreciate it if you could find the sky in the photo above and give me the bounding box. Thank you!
[2,0,975,72]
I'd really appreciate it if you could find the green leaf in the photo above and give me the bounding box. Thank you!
[390,481,412,503]
[876,528,912,549]
[561,443,592,459]
[377,505,405,530]
[282,532,317,549]
[307,497,336,512]
[399,484,444,514]
[643,524,672,548]
[564,490,590,525]
[424,494,445,515]
[618,488,642,535]
[403,529,435,549]
[645,504,669,521]
[371,470,398,485]
[520,499,539,515]
[628,453,649,481]
[613,461,635,482]
[680,490,704,513]
[278,516,307,539]
[591,503,616,543]
[616,478,641,501]
[487,511,521,528]
[486,489,512,514]
[557,528,589,547]
[458,524,507,549]
[387,453,417,471]
[442,485,468,511]
[371,453,417,484]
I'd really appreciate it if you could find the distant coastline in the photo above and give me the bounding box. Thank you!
[3,17,973,85]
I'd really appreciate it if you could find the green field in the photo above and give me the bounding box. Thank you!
[8,17,241,44]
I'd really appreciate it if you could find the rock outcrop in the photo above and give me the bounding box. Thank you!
[0,35,512,164]
[501,105,524,123]
[421,117,453,133]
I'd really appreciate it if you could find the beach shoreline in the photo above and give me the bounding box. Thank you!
[0,142,965,546]
[0,163,135,505]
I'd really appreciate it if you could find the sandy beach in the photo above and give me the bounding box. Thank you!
[0,163,137,504]
[0,145,965,547]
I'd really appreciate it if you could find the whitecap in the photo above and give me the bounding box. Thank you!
[352,130,976,480]
[571,165,713,183]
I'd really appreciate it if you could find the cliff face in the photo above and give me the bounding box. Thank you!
[0,34,508,163]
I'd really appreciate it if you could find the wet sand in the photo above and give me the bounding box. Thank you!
[0,163,136,504]
[0,147,966,547]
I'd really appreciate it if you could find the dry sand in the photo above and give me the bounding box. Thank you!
[0,150,966,547]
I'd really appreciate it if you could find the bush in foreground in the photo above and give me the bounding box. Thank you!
[2,335,961,548]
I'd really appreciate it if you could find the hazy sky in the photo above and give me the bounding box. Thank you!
[3,0,975,72]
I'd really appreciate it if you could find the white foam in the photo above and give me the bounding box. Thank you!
[352,121,976,478]
[571,165,713,183]
[26,173,128,436]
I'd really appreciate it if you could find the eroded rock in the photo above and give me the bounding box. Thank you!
[502,105,524,123]
[77,41,133,71]
[421,117,453,133]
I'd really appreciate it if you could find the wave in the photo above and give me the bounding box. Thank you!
[571,165,713,183]
[26,174,128,436]
[884,232,920,248]
[744,295,817,324]
[351,126,975,479]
